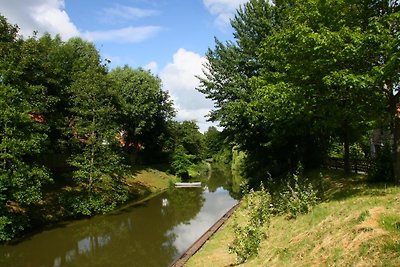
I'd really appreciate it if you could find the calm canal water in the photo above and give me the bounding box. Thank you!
[0,165,240,267]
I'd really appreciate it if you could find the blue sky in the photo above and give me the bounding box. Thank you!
[0,0,249,132]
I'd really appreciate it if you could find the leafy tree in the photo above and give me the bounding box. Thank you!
[198,0,324,178]
[198,0,393,181]
[108,66,174,163]
[256,0,385,173]
[64,39,127,215]
[203,126,224,159]
[169,121,204,159]
[167,121,204,177]
[0,15,51,240]
[366,1,400,183]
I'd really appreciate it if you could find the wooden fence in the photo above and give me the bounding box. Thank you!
[325,158,371,174]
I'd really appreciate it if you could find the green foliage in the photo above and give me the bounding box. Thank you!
[169,145,193,180]
[0,16,52,240]
[329,141,367,160]
[109,66,174,161]
[167,121,205,178]
[198,0,395,182]
[229,183,271,264]
[231,146,246,175]
[203,126,224,159]
[213,146,233,164]
[369,143,394,183]
[0,14,180,240]
[65,43,128,215]
[61,183,128,216]
[273,167,319,219]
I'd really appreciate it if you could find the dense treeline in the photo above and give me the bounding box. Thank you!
[0,15,209,241]
[199,0,399,185]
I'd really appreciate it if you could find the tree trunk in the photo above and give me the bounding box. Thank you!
[388,81,400,184]
[343,124,351,175]
[393,117,400,184]
[392,96,400,184]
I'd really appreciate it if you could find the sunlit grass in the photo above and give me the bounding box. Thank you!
[125,165,178,194]
[185,169,400,267]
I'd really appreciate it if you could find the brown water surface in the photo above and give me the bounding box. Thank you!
[0,165,239,267]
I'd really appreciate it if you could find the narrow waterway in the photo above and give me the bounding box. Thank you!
[0,165,240,267]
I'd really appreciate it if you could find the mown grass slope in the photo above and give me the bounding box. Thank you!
[186,170,400,266]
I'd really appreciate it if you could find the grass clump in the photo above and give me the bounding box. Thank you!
[380,214,400,233]
[357,210,371,223]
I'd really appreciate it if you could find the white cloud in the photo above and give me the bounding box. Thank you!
[203,0,248,29]
[83,26,162,43]
[0,0,162,44]
[101,4,159,22]
[0,0,80,40]
[160,48,217,132]
[144,61,159,73]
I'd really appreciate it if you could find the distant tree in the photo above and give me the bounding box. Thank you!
[170,121,204,159]
[203,126,224,159]
[108,66,174,163]
[167,121,204,177]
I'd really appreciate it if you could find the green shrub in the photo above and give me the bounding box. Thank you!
[169,145,195,180]
[0,216,14,242]
[273,169,318,219]
[229,183,271,264]
[0,214,29,242]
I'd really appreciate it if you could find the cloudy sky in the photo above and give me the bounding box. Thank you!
[0,0,249,132]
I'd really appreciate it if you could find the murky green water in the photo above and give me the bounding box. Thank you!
[0,165,239,267]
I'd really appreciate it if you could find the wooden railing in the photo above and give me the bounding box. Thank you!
[325,158,371,174]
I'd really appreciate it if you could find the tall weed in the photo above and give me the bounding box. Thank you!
[273,168,318,219]
[229,183,271,264]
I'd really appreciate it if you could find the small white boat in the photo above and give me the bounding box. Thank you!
[175,182,202,188]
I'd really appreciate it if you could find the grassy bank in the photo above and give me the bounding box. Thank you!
[126,165,179,196]
[186,170,400,266]
[29,165,178,231]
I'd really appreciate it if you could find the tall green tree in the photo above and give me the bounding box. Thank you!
[256,0,385,173]
[109,66,174,163]
[198,0,393,181]
[65,38,127,215]
[0,15,51,240]
[366,1,400,183]
[198,0,322,178]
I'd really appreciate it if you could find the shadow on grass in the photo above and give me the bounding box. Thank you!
[312,169,396,202]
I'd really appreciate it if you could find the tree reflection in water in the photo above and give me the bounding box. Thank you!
[0,164,239,267]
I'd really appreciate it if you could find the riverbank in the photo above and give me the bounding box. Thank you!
[21,165,178,240]
[185,170,400,266]
[0,164,239,266]
[126,165,179,196]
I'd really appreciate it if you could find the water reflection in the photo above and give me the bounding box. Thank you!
[169,187,237,253]
[0,165,239,267]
